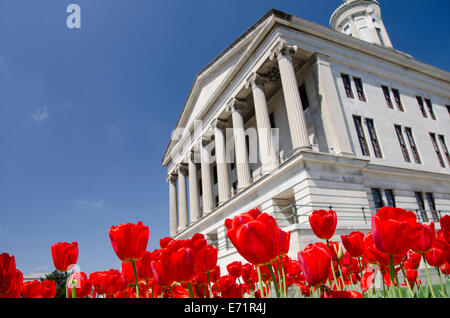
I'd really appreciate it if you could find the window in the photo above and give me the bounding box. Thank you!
[199,178,202,196]
[366,119,382,158]
[394,125,411,163]
[425,193,439,222]
[385,189,396,207]
[415,192,428,222]
[213,165,218,185]
[245,135,250,156]
[391,89,404,111]
[376,27,385,46]
[353,116,370,156]
[424,99,436,120]
[343,24,351,36]
[372,188,385,210]
[382,86,393,109]
[299,84,310,110]
[342,74,354,99]
[269,113,276,129]
[430,133,445,168]
[353,77,366,102]
[416,96,428,118]
[405,127,421,164]
[214,195,219,207]
[438,135,450,166]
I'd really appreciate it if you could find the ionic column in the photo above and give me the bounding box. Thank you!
[228,98,252,191]
[212,119,231,204]
[271,40,311,152]
[188,150,201,223]
[168,174,178,236]
[246,72,278,173]
[177,164,189,231]
[200,137,215,214]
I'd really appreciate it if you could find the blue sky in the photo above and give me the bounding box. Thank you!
[0,0,449,277]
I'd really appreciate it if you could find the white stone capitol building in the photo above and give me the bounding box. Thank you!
[162,0,450,266]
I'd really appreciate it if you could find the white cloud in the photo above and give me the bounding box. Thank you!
[31,105,49,121]
[23,272,50,280]
[73,200,104,208]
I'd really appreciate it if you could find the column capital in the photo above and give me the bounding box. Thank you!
[245,72,268,90]
[177,163,188,175]
[211,118,228,131]
[270,39,298,61]
[201,135,213,147]
[167,174,177,184]
[227,97,247,114]
[188,148,198,162]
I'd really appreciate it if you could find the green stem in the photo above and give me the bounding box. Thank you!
[336,260,347,290]
[268,265,280,298]
[422,254,436,298]
[389,254,398,298]
[131,261,140,298]
[187,282,195,298]
[436,267,447,297]
[400,263,414,298]
[326,240,340,291]
[256,266,265,298]
[279,257,287,297]
[146,279,149,298]
[71,280,77,299]
[65,272,68,298]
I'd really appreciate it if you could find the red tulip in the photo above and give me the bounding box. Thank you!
[360,267,376,292]
[411,222,436,253]
[324,289,363,298]
[196,244,218,275]
[342,251,361,273]
[403,268,418,286]
[160,239,197,283]
[23,280,41,298]
[286,259,301,278]
[441,262,450,275]
[225,209,280,266]
[227,261,242,279]
[51,242,78,272]
[121,261,137,287]
[170,285,191,298]
[363,232,404,269]
[241,263,257,284]
[341,231,365,258]
[97,269,124,296]
[67,272,92,298]
[372,207,420,256]
[109,221,149,262]
[405,251,422,270]
[425,243,447,267]
[216,275,243,298]
[0,253,23,298]
[298,242,331,288]
[441,215,450,244]
[39,280,57,298]
[277,228,291,257]
[309,209,337,240]
[150,259,173,288]
[137,251,154,281]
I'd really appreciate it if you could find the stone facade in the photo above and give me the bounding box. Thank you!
[161,3,450,270]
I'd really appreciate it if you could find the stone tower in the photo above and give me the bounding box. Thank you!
[330,0,393,48]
